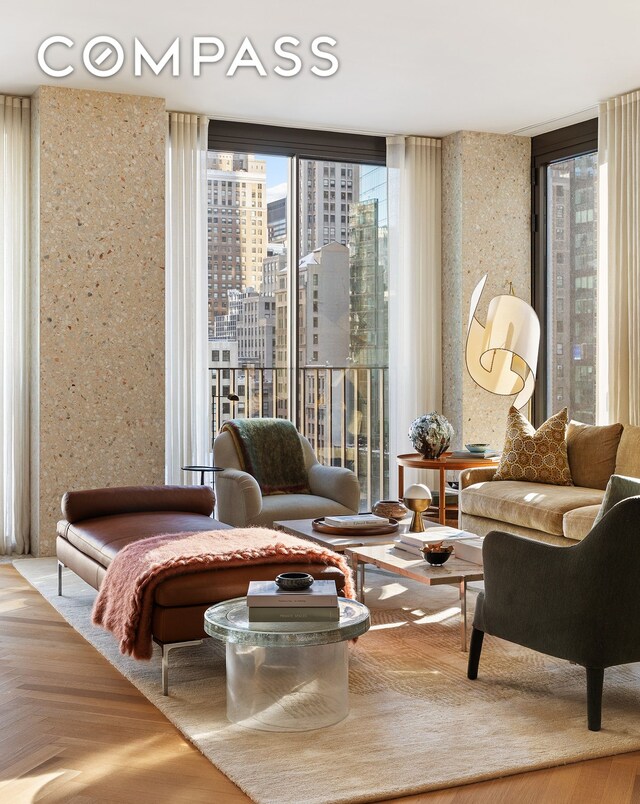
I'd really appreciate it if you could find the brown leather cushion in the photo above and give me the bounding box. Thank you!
[61,485,214,523]
[58,512,229,567]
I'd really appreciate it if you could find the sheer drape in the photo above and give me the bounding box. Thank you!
[599,90,640,425]
[387,136,442,494]
[165,113,210,483]
[0,96,30,554]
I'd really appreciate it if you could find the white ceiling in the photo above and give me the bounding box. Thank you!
[2,0,639,137]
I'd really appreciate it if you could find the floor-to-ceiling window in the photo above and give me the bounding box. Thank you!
[532,120,598,425]
[207,122,389,505]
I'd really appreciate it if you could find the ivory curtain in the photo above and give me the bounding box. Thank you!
[0,96,31,554]
[387,136,442,494]
[165,113,210,483]
[599,90,640,425]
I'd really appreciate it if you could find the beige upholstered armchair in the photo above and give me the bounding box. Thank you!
[213,419,361,527]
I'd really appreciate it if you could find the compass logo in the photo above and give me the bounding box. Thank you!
[37,35,340,79]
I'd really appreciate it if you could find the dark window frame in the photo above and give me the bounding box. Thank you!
[208,120,386,165]
[531,118,598,426]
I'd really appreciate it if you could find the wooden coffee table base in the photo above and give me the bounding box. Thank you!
[346,544,483,652]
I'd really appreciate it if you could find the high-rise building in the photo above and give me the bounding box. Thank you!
[348,163,388,367]
[237,290,276,369]
[298,242,350,367]
[298,161,359,256]
[547,153,598,422]
[207,152,267,328]
[267,197,286,243]
[261,246,286,299]
[208,339,243,436]
[296,243,351,454]
[212,288,242,341]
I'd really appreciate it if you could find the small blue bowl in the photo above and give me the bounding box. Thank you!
[465,443,489,454]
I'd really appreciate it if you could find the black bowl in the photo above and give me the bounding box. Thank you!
[422,547,453,567]
[275,572,314,590]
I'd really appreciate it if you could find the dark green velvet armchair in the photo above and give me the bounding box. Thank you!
[467,496,640,731]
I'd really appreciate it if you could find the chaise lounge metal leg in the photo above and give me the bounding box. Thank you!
[158,640,204,696]
[57,561,64,596]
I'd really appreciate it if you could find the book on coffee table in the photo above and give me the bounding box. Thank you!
[394,525,476,557]
[453,536,484,565]
[246,580,338,607]
[323,514,389,528]
[248,605,340,622]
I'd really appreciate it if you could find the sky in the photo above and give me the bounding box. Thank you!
[262,154,288,204]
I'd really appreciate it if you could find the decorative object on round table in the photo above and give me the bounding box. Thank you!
[408,412,455,459]
[372,499,409,520]
[422,543,453,566]
[465,443,489,454]
[311,517,399,536]
[274,572,314,591]
[403,483,433,533]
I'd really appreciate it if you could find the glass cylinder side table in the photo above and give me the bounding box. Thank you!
[204,597,370,732]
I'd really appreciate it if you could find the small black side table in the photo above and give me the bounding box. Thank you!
[181,465,223,486]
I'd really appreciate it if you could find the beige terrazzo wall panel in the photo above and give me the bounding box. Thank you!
[32,86,165,556]
[442,131,531,451]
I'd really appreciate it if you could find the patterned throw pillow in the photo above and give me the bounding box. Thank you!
[493,407,573,486]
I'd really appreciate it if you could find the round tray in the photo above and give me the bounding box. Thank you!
[311,517,399,536]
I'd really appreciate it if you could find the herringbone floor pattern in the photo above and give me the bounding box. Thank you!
[1,565,639,803]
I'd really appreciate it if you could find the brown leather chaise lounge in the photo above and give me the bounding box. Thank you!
[56,485,346,693]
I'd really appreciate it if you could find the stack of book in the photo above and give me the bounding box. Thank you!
[449,449,501,460]
[394,525,476,557]
[453,536,484,565]
[324,514,389,528]
[246,580,339,622]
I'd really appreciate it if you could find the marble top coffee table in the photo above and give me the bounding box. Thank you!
[345,544,483,652]
[204,596,370,732]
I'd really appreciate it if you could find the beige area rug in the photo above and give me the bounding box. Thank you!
[14,557,640,804]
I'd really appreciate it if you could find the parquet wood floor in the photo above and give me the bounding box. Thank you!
[2,565,639,803]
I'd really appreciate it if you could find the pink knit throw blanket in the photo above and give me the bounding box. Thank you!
[92,527,354,660]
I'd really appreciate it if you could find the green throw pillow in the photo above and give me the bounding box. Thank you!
[593,474,640,525]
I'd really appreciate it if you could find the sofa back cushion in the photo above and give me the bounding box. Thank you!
[614,424,640,478]
[566,421,624,489]
[493,406,572,485]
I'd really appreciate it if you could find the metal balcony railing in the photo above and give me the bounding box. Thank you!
[209,366,389,509]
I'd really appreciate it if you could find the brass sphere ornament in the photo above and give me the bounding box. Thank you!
[403,483,433,533]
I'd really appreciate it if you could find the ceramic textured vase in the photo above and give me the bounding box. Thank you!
[408,412,454,459]
[372,499,409,520]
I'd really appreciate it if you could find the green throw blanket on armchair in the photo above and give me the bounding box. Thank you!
[220,418,311,496]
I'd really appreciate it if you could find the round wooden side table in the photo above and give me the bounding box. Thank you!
[396,453,499,525]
